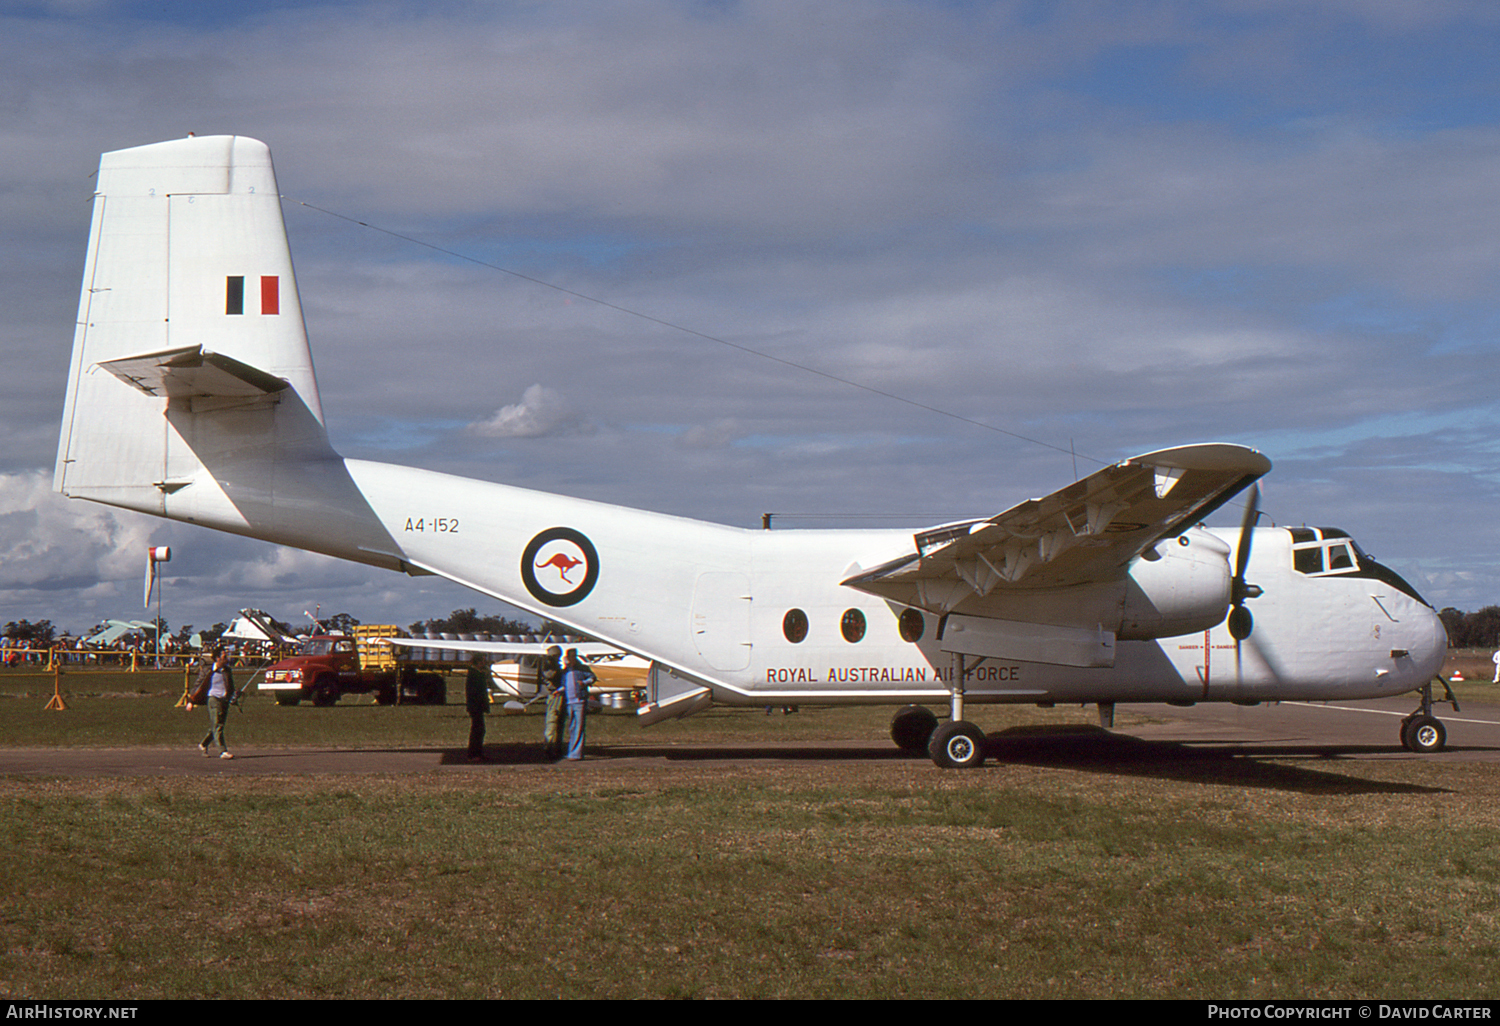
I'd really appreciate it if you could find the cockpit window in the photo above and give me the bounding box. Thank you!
[1289,527,1360,578]
[1327,542,1354,571]
[1287,527,1430,606]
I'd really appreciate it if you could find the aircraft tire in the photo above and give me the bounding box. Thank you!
[928,720,986,769]
[1402,715,1446,754]
[890,705,938,754]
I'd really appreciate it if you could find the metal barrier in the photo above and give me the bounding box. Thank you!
[1,644,214,672]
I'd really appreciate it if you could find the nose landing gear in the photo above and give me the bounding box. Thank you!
[1399,678,1460,754]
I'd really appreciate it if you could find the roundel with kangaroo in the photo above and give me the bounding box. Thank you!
[521,527,599,607]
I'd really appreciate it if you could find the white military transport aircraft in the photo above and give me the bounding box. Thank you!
[55,135,1450,767]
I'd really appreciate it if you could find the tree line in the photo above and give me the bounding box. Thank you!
[1438,607,1500,651]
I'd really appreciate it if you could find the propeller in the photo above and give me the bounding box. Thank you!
[1227,484,1262,642]
[1241,627,1287,684]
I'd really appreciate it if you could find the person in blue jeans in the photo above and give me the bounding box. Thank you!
[560,648,596,761]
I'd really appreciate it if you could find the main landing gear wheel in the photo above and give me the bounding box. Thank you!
[928,720,987,769]
[890,705,938,755]
[1401,714,1446,754]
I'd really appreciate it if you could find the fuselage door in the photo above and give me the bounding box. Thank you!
[691,572,752,672]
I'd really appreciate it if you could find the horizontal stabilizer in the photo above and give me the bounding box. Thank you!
[98,345,288,402]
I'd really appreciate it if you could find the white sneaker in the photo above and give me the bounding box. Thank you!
[219,751,234,760]
[199,742,209,756]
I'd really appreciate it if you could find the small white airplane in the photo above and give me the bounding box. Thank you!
[224,608,300,647]
[374,634,643,704]
[80,619,160,647]
[54,135,1451,766]
[481,649,651,707]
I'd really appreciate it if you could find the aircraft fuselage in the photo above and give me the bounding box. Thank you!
[150,454,1443,710]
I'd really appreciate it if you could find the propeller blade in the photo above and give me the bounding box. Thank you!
[1234,484,1259,584]
[1244,629,1287,684]
[1227,484,1260,641]
[1234,617,1285,687]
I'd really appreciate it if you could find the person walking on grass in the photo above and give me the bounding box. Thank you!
[188,645,236,760]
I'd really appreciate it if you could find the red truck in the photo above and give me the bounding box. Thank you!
[258,626,450,706]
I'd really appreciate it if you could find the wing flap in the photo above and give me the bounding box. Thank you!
[845,443,1269,612]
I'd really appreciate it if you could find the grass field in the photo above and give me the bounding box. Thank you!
[2,667,1498,999]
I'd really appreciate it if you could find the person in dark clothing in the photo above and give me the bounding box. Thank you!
[539,645,565,760]
[465,653,492,762]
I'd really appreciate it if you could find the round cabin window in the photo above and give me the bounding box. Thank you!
[782,608,809,644]
[898,608,925,643]
[841,608,867,643]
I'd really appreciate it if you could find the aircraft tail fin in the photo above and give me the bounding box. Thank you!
[55,135,332,527]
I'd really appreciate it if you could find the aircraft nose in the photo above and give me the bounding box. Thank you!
[1405,602,1448,682]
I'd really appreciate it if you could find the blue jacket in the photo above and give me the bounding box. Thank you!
[562,666,595,704]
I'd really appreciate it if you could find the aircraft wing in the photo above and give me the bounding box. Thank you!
[228,609,301,646]
[82,621,150,647]
[843,443,1269,611]
[378,636,624,659]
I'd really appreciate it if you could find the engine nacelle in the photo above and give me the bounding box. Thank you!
[1119,528,1233,640]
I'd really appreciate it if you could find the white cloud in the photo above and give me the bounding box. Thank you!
[0,471,154,594]
[467,384,592,439]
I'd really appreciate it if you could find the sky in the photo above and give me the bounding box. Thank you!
[5,0,1500,639]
